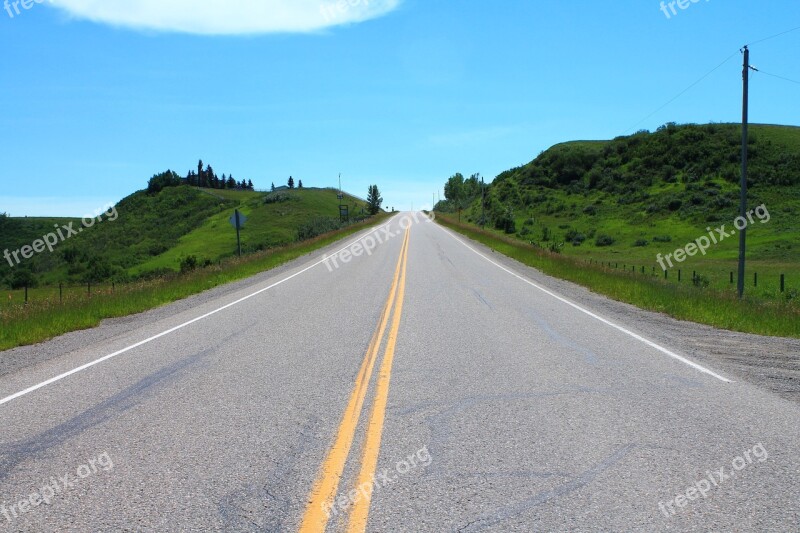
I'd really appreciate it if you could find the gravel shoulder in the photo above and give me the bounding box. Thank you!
[440,225,800,403]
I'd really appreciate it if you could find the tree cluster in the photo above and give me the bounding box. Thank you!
[185,160,254,191]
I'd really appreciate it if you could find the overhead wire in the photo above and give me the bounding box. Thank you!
[620,24,800,135]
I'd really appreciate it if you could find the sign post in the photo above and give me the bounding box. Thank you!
[229,210,247,257]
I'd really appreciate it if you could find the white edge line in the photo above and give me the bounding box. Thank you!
[0,216,402,407]
[434,223,733,383]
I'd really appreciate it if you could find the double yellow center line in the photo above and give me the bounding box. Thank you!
[299,227,411,533]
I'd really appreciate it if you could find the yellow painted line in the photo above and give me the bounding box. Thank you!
[298,229,410,533]
[347,228,410,533]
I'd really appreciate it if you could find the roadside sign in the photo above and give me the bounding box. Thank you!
[229,211,247,230]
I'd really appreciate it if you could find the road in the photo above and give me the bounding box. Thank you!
[0,213,798,532]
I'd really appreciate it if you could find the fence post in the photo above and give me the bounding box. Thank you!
[664,269,668,280]
[781,274,785,293]
[59,282,63,304]
[25,285,28,304]
[678,270,681,282]
[112,282,115,294]
[88,282,91,297]
[754,272,757,287]
[730,271,734,284]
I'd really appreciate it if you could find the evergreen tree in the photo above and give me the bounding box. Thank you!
[367,185,383,215]
[271,182,275,192]
[288,176,295,189]
[298,180,303,189]
[227,175,236,188]
[247,179,254,190]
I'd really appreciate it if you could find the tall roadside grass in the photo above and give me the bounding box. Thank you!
[436,214,800,338]
[0,214,390,351]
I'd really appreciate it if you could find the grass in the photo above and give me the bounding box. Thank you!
[0,213,390,351]
[436,214,800,338]
[131,187,369,275]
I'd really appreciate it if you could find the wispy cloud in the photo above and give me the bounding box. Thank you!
[47,0,402,35]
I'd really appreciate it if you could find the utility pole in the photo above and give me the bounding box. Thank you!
[738,46,752,299]
[481,175,486,229]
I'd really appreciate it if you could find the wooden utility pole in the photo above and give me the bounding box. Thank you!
[737,46,750,298]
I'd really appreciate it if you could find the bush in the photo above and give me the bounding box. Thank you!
[9,268,37,289]
[179,255,198,273]
[297,217,344,241]
[634,239,649,247]
[583,205,597,216]
[264,193,293,204]
[595,234,616,247]
[692,274,710,288]
[653,235,672,243]
[565,229,586,246]
[493,205,516,234]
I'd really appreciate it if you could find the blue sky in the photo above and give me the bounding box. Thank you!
[1,0,799,216]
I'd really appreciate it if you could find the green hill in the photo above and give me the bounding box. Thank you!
[1,186,370,288]
[441,123,800,295]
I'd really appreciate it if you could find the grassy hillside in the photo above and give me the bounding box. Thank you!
[443,123,800,298]
[1,186,371,288]
[131,187,369,275]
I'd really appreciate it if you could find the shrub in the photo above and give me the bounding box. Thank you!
[179,255,198,273]
[583,205,597,216]
[692,275,710,288]
[653,235,672,243]
[297,217,344,241]
[634,239,649,247]
[595,234,616,247]
[667,198,683,211]
[565,229,586,246]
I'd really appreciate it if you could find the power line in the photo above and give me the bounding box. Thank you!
[621,51,739,135]
[746,25,800,47]
[754,69,800,86]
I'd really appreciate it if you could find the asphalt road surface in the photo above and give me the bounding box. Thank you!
[0,213,798,532]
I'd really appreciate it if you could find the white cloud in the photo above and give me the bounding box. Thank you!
[48,0,402,35]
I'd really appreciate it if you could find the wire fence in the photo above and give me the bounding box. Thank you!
[3,282,121,308]
[585,259,795,297]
